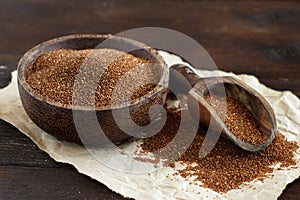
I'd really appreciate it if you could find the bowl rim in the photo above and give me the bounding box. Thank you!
[17,34,169,111]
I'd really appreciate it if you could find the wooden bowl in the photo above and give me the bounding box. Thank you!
[17,34,168,145]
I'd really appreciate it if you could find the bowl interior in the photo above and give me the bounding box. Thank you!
[18,34,169,110]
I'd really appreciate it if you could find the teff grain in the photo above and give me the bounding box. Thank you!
[205,94,268,145]
[139,111,298,193]
[26,49,159,107]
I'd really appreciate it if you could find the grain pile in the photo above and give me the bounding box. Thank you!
[205,94,268,145]
[139,111,298,193]
[26,49,159,107]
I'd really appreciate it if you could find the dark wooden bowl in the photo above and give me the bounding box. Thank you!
[17,34,168,145]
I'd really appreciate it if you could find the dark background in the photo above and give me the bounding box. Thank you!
[0,0,299,199]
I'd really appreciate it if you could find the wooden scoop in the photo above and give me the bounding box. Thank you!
[169,64,277,152]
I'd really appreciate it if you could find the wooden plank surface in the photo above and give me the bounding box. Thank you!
[0,0,299,199]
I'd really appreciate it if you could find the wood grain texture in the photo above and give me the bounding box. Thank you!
[0,166,125,200]
[0,0,299,199]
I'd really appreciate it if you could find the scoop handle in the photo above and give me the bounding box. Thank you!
[169,64,200,88]
[169,64,224,96]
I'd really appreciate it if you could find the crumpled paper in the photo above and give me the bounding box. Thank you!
[0,51,300,200]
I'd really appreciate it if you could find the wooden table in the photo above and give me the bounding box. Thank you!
[0,1,299,199]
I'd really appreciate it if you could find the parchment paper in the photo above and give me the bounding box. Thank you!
[0,51,299,200]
